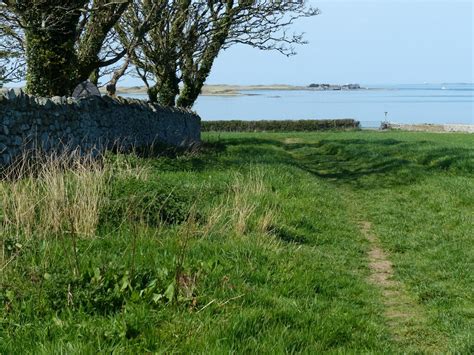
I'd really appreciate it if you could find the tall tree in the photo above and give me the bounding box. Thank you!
[105,0,166,99]
[114,0,188,106]
[1,0,131,96]
[115,0,319,108]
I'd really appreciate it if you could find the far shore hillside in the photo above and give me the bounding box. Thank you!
[113,84,366,97]
[113,84,310,97]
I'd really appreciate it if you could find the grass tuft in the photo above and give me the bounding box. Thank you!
[1,150,107,240]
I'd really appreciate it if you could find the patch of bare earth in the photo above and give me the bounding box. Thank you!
[360,221,446,352]
[283,138,304,145]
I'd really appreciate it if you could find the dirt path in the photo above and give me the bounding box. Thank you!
[359,221,446,352]
[282,138,448,352]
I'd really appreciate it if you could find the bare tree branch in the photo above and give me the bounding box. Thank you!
[117,0,319,107]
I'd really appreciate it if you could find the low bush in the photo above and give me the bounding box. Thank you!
[100,177,192,227]
[201,119,360,132]
[40,265,173,315]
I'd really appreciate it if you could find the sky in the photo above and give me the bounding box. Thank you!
[204,0,474,86]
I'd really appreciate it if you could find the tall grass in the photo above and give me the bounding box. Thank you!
[0,150,108,240]
[0,150,278,273]
[204,170,276,236]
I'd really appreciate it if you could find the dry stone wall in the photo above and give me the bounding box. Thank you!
[0,89,201,166]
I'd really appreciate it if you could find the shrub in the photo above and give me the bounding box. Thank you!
[201,119,360,132]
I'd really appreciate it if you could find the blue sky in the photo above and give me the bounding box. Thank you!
[200,0,473,86]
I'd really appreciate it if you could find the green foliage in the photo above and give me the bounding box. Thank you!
[29,265,171,315]
[24,30,79,96]
[201,119,360,132]
[101,177,193,227]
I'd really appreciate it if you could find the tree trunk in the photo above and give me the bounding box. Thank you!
[177,18,231,108]
[157,69,180,107]
[0,67,5,88]
[147,85,159,103]
[25,29,79,97]
[177,81,200,109]
[107,57,131,97]
[76,2,130,84]
[89,68,100,86]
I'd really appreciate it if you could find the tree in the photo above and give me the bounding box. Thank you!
[0,4,26,85]
[1,0,131,96]
[105,0,165,98]
[115,0,319,108]
[110,0,186,106]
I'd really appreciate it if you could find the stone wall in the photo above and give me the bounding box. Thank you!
[0,89,201,166]
[383,122,474,133]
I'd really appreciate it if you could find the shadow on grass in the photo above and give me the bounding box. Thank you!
[284,138,473,189]
[144,135,473,190]
[269,225,310,245]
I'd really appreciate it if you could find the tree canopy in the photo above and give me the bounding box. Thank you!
[116,0,319,107]
[1,0,130,96]
[0,0,319,101]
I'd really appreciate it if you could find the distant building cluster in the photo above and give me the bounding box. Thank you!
[308,83,362,90]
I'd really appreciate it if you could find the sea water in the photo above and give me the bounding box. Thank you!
[126,83,474,128]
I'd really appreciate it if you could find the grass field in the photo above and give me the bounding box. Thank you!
[1,131,473,353]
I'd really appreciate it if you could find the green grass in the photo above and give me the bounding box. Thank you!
[1,130,473,353]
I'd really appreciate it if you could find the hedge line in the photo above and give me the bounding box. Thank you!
[201,119,360,132]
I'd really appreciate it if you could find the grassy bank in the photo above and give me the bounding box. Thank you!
[1,131,473,352]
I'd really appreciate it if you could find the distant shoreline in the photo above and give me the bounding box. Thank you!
[115,84,310,97]
[5,83,469,97]
[114,84,367,97]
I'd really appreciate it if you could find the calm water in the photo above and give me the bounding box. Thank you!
[127,83,474,128]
